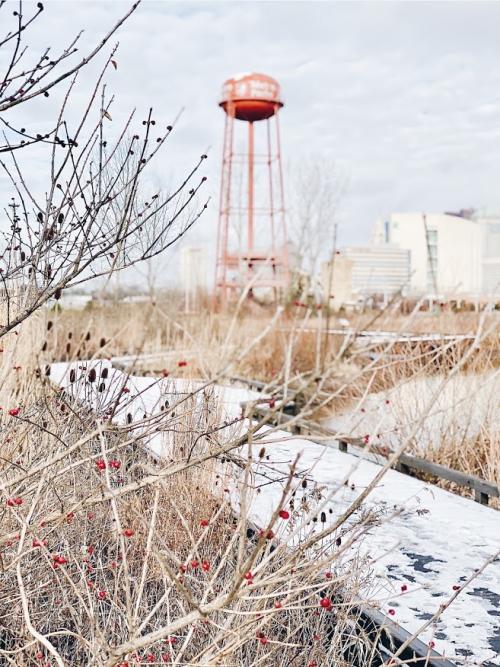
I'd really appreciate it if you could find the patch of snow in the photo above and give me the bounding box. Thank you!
[323,370,500,454]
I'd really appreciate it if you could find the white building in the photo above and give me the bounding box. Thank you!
[342,245,411,298]
[180,246,207,311]
[373,211,500,297]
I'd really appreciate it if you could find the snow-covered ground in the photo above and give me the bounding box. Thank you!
[51,360,500,666]
[323,370,500,454]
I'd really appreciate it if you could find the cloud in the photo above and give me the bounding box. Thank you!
[2,0,500,285]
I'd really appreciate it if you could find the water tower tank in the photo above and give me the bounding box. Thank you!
[219,72,283,122]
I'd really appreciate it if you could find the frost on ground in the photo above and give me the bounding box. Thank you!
[51,360,500,666]
[324,369,500,455]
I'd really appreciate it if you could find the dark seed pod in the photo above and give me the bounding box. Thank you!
[101,367,109,379]
[42,341,47,351]
[85,331,91,341]
[258,447,266,458]
[68,332,72,339]
[66,342,71,354]
[45,365,51,376]
[54,288,62,300]
[88,368,96,382]
[320,512,326,523]
[302,479,307,489]
[98,383,105,393]
[69,369,76,383]
[127,413,132,424]
[99,337,106,348]
[47,321,53,331]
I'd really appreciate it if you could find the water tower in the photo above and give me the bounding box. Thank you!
[214,73,289,303]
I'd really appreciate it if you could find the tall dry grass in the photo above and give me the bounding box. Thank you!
[45,299,500,498]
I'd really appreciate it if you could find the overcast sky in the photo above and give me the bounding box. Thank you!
[3,0,500,286]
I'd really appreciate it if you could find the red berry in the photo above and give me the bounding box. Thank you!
[6,498,15,507]
[146,655,155,663]
[200,519,209,527]
[95,459,106,471]
[429,640,435,649]
[202,560,210,572]
[244,571,253,581]
[8,408,20,416]
[190,559,199,569]
[32,539,47,548]
[401,584,408,592]
[97,590,107,600]
[452,584,461,591]
[388,608,396,616]
[320,597,332,609]
[278,509,290,520]
[36,652,44,660]
[274,600,282,609]
[52,554,67,565]
[177,360,187,368]
[123,528,134,538]
[259,528,274,540]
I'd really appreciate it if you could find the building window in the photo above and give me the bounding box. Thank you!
[426,228,438,291]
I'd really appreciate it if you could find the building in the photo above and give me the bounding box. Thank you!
[480,215,500,294]
[321,255,353,309]
[342,245,411,299]
[373,211,500,297]
[321,246,411,308]
[180,246,207,312]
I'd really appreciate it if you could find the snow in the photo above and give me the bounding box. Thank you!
[50,360,500,666]
[323,370,500,454]
[239,431,499,665]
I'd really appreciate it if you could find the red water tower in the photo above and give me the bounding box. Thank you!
[214,73,289,303]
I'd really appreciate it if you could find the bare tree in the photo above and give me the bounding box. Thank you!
[0,0,208,337]
[288,157,346,277]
